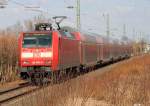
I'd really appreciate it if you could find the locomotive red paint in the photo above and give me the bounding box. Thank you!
[18,26,132,80]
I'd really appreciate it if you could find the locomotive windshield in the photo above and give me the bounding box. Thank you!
[23,34,52,48]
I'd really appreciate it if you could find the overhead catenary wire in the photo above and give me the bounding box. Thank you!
[7,0,26,7]
[7,0,40,9]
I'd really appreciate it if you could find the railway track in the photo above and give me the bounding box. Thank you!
[0,82,41,105]
[0,58,130,105]
[0,82,29,95]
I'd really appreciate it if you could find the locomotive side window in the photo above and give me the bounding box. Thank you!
[59,30,75,39]
[23,34,52,48]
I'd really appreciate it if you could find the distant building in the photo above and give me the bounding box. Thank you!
[144,44,150,53]
[133,41,150,55]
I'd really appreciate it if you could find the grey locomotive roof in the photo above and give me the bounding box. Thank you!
[61,26,78,32]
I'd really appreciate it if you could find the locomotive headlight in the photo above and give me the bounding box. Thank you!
[23,61,30,64]
[22,52,33,58]
[41,52,53,58]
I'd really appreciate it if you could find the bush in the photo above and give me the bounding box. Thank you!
[0,33,18,83]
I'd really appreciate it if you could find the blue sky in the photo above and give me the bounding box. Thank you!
[0,0,150,41]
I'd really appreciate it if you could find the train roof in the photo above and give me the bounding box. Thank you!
[23,25,131,45]
[61,26,103,43]
[61,26,78,32]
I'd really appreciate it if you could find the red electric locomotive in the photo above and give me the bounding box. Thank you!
[18,16,132,83]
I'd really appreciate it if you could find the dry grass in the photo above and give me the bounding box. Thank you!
[6,54,150,106]
[0,33,18,84]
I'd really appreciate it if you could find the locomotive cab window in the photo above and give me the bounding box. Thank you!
[23,33,52,48]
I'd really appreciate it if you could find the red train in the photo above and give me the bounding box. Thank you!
[18,22,132,82]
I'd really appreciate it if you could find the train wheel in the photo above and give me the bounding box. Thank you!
[59,70,65,81]
[51,71,58,84]
[31,75,38,85]
[76,67,80,76]
[31,74,45,86]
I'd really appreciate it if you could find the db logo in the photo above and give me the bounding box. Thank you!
[33,52,41,57]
